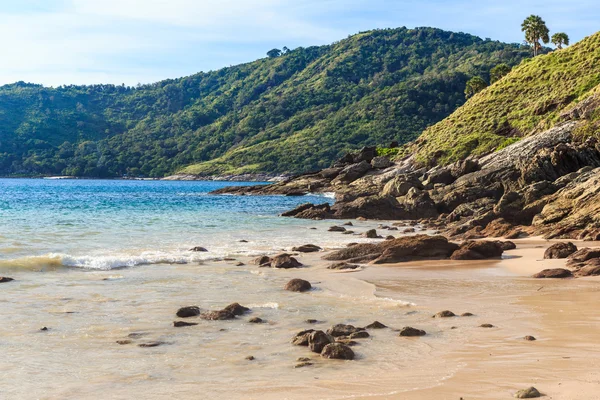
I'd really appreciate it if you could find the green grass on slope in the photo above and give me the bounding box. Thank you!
[413,31,600,166]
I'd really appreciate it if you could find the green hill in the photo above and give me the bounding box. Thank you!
[0,27,532,178]
[413,31,600,166]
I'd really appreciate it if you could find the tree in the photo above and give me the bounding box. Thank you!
[267,48,282,58]
[551,32,570,49]
[282,46,290,54]
[490,63,511,83]
[521,15,550,56]
[464,77,487,98]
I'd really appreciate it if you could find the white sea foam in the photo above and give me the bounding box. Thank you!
[247,302,280,309]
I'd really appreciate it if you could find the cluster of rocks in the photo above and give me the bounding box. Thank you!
[174,302,250,322]
[534,242,600,278]
[211,100,600,242]
[322,235,509,264]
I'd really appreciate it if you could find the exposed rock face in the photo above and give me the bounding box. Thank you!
[271,254,303,269]
[176,306,200,318]
[532,268,573,278]
[567,248,600,265]
[371,156,393,169]
[284,279,312,292]
[210,106,600,241]
[320,343,355,360]
[544,242,577,259]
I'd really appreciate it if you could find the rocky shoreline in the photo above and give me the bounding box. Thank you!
[211,96,600,243]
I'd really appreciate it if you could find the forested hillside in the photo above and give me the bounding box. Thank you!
[0,27,533,177]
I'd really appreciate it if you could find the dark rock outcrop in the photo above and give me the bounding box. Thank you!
[174,321,198,327]
[364,321,387,329]
[223,303,250,316]
[292,329,315,346]
[326,324,366,337]
[433,310,456,318]
[450,240,504,260]
[0,277,14,283]
[189,246,208,252]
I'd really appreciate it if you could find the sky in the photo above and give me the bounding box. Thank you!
[0,0,598,87]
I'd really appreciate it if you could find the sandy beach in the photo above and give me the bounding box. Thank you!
[3,231,599,400]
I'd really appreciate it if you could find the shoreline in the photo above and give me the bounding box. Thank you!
[2,230,600,399]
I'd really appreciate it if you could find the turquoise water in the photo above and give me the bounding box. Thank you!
[0,179,333,269]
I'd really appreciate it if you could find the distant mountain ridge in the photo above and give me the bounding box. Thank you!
[0,27,532,178]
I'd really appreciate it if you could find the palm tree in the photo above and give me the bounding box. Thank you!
[551,32,570,49]
[521,15,550,56]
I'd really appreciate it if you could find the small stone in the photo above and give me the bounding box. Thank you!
[174,321,198,327]
[328,262,360,270]
[343,222,353,226]
[40,327,49,331]
[189,246,208,252]
[138,341,165,348]
[297,357,311,362]
[514,386,541,398]
[0,277,14,283]
[235,262,245,266]
[525,335,536,341]
[248,317,264,323]
[116,340,132,345]
[239,240,248,243]
[433,310,456,318]
[127,332,148,338]
[362,229,381,239]
[480,324,494,328]
[176,306,200,318]
[328,226,346,232]
[399,327,426,337]
[245,356,255,361]
[306,319,319,324]
[294,362,313,368]
[461,312,474,317]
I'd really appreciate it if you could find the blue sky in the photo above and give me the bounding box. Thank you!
[0,0,598,86]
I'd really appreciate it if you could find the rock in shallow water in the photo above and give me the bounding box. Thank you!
[176,306,200,318]
[189,246,208,252]
[308,330,333,353]
[292,329,315,346]
[291,244,322,253]
[433,310,456,318]
[223,303,250,316]
[0,277,14,283]
[271,254,303,269]
[321,343,355,360]
[364,321,387,329]
[201,310,236,320]
[284,279,312,292]
[399,327,426,337]
[248,317,264,323]
[174,321,198,327]
[326,324,366,337]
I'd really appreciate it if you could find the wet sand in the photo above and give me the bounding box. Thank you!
[2,237,599,399]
